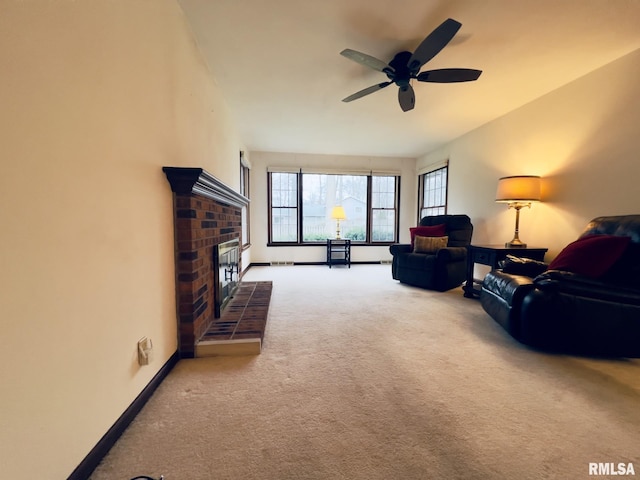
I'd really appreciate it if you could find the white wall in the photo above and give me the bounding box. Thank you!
[0,1,244,477]
[418,48,640,259]
[249,152,417,264]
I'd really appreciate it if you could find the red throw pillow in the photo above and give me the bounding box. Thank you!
[547,234,631,278]
[410,224,446,248]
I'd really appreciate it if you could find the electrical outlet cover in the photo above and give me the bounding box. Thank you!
[137,337,153,365]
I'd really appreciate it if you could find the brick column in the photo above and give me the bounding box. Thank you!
[164,168,248,358]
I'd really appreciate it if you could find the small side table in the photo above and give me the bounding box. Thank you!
[327,238,351,268]
[463,244,547,298]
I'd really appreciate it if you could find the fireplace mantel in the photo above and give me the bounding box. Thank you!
[163,167,249,208]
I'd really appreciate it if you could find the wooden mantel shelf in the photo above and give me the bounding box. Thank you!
[163,167,249,208]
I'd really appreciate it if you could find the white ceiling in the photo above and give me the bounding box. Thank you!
[177,0,640,158]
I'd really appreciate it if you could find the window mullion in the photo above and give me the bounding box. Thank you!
[297,172,303,244]
[366,175,372,243]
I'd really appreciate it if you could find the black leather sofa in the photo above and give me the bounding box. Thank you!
[481,215,640,357]
[389,214,473,291]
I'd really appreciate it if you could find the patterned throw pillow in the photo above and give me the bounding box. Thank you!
[409,224,446,248]
[413,235,448,253]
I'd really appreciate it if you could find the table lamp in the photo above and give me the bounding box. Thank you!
[496,175,541,248]
[331,206,347,239]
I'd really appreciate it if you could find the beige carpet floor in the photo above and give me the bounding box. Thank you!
[91,265,640,480]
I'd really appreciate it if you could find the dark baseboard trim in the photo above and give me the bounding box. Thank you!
[295,261,384,266]
[248,261,385,268]
[68,351,180,480]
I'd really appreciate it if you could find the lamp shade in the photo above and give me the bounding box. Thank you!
[496,175,541,203]
[331,206,346,220]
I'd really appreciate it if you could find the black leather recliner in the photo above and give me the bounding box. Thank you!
[481,215,640,357]
[389,214,473,291]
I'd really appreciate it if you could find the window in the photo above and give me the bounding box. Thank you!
[240,152,251,247]
[419,164,448,219]
[269,172,298,242]
[371,175,396,242]
[268,170,399,244]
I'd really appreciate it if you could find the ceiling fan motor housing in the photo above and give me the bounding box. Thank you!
[386,51,414,87]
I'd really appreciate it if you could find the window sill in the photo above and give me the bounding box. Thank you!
[267,242,396,247]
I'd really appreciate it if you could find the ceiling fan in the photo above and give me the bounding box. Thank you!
[340,18,482,112]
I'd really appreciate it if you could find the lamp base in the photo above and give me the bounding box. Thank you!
[505,203,528,248]
[505,235,527,248]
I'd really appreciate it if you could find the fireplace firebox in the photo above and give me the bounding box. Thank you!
[214,238,239,317]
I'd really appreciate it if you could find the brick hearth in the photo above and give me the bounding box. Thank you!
[196,281,272,356]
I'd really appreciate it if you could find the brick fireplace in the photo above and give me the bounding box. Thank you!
[163,167,249,358]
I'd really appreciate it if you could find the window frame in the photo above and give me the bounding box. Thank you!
[239,152,251,249]
[418,164,448,221]
[267,171,300,244]
[369,175,400,243]
[267,170,400,246]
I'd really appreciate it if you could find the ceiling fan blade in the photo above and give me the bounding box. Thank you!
[342,81,392,102]
[340,49,393,73]
[398,84,415,112]
[417,68,482,83]
[408,18,461,72]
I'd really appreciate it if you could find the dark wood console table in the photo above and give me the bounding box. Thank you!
[327,238,351,268]
[463,244,548,298]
